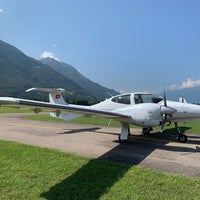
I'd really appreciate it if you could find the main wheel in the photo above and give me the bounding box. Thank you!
[178,134,187,143]
[142,127,152,135]
[118,135,128,143]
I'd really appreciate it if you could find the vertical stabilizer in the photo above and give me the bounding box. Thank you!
[48,89,67,104]
[179,97,187,103]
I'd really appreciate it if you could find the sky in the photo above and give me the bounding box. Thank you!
[0,0,200,93]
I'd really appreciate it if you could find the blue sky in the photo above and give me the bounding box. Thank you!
[0,0,200,93]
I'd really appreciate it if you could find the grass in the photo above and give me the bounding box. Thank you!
[0,140,200,200]
[0,107,31,114]
[24,114,124,127]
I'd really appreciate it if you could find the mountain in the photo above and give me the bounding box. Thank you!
[167,87,200,103]
[40,57,119,99]
[0,40,107,102]
[158,87,200,104]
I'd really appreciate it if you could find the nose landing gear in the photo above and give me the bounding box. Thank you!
[175,122,188,143]
[178,133,188,143]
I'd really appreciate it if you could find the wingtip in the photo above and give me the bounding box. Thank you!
[0,97,20,104]
[25,88,37,93]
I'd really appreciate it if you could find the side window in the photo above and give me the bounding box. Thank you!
[111,95,131,105]
[134,94,143,104]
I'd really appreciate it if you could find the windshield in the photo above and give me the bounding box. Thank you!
[111,94,131,105]
[134,94,163,104]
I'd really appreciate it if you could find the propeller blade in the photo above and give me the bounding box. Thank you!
[163,85,167,107]
[160,114,167,133]
[160,85,175,133]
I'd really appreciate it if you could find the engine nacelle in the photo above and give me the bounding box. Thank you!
[130,103,161,127]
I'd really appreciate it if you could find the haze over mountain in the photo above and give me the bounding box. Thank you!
[163,87,200,104]
[0,40,118,102]
[40,57,118,99]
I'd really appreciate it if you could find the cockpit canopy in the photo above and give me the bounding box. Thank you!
[111,94,131,105]
[111,93,163,105]
[134,94,163,104]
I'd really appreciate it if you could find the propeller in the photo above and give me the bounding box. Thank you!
[160,86,176,133]
[160,86,167,133]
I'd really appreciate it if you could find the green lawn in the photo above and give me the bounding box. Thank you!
[24,114,124,127]
[0,140,200,200]
[0,107,31,114]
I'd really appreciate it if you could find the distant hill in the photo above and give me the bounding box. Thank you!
[0,40,107,102]
[158,87,200,104]
[40,58,119,99]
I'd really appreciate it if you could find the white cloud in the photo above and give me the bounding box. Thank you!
[0,8,3,14]
[40,51,59,61]
[169,84,178,90]
[180,78,200,89]
[169,78,200,90]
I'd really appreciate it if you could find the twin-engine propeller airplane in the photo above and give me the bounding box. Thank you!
[0,87,200,143]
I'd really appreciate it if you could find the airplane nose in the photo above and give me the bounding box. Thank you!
[160,105,177,115]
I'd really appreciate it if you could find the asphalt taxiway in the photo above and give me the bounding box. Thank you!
[0,113,200,178]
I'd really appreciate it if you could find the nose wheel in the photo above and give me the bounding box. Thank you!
[178,133,187,143]
[175,122,188,143]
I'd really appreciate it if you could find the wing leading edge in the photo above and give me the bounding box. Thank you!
[0,97,131,119]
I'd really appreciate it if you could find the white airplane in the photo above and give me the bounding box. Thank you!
[0,87,200,143]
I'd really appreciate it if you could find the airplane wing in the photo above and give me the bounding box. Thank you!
[0,97,130,119]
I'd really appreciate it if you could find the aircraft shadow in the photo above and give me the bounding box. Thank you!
[41,126,199,199]
[99,134,198,165]
[41,158,131,199]
[150,126,200,145]
[60,127,101,134]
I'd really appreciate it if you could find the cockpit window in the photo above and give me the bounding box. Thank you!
[111,94,131,105]
[152,97,163,103]
[134,94,143,104]
[134,94,163,104]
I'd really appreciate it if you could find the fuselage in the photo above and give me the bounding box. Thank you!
[92,92,163,110]
[92,92,200,127]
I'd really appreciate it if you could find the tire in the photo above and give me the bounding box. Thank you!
[178,134,187,143]
[142,127,151,135]
[118,135,128,143]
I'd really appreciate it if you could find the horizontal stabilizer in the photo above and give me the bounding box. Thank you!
[26,87,73,95]
[50,111,81,120]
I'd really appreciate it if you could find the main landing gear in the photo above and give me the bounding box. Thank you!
[118,122,130,143]
[142,127,153,135]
